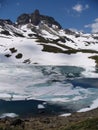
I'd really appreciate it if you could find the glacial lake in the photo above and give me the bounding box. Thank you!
[0,64,98,117]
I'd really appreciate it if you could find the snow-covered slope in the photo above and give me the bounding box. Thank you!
[0,11,98,68]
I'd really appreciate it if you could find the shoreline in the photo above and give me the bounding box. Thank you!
[0,107,98,130]
[1,95,98,119]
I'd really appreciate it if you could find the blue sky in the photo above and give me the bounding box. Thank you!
[0,0,98,33]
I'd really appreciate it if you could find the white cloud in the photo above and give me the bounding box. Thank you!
[95,18,98,22]
[85,18,98,33]
[72,4,89,13]
[73,4,83,12]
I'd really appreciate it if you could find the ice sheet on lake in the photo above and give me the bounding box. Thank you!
[0,64,98,112]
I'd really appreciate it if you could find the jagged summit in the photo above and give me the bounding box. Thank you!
[17,9,62,29]
[0,9,62,29]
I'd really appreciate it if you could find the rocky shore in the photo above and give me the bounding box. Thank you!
[0,107,98,130]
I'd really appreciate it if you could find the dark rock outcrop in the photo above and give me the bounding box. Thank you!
[16,9,62,29]
[15,53,23,59]
[5,54,12,58]
[0,19,13,26]
[40,15,62,29]
[65,29,76,35]
[31,9,40,25]
[1,30,11,35]
[9,48,17,53]
[17,13,30,25]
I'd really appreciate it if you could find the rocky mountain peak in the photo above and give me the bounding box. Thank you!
[16,9,62,29]
[16,13,30,25]
[31,9,40,25]
[33,9,40,16]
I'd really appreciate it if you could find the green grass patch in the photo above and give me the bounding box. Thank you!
[41,44,65,53]
[63,117,98,130]
[36,35,98,54]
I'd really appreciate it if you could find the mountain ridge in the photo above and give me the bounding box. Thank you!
[0,9,98,67]
[17,9,62,29]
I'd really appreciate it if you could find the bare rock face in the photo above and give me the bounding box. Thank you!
[17,13,30,25]
[31,9,40,25]
[16,9,62,29]
[40,15,62,29]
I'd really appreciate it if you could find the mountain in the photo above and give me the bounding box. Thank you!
[0,9,98,67]
[17,9,62,28]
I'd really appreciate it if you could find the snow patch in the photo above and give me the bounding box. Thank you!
[59,113,71,117]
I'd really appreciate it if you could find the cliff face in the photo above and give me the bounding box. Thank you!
[17,9,62,28]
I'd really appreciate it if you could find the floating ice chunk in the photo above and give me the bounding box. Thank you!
[0,113,18,118]
[43,102,47,105]
[38,104,45,109]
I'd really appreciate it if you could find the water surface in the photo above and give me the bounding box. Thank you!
[0,64,98,117]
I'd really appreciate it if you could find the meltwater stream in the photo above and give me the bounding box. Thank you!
[0,63,98,117]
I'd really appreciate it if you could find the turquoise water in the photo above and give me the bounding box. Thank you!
[0,64,98,117]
